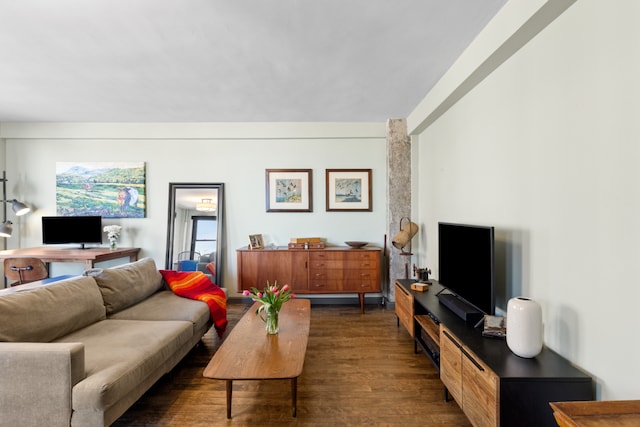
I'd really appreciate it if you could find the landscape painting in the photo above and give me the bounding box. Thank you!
[56,162,146,218]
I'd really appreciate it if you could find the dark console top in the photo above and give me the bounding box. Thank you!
[397,279,592,382]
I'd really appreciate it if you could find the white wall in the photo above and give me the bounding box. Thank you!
[412,0,640,400]
[3,123,387,293]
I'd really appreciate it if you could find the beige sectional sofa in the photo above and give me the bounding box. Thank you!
[0,257,214,427]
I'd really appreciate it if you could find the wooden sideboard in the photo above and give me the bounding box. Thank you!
[237,247,381,312]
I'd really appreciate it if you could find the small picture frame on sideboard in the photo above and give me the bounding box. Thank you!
[248,234,264,250]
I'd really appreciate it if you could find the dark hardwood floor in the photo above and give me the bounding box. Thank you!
[112,301,470,426]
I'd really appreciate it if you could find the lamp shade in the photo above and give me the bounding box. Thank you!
[0,221,13,238]
[11,200,30,216]
[392,221,419,250]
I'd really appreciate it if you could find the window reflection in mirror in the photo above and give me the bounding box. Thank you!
[166,183,224,287]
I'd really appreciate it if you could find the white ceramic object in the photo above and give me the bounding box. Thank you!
[506,297,543,358]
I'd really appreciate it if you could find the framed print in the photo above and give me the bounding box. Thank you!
[56,161,146,218]
[326,169,372,212]
[265,169,313,212]
[248,234,264,249]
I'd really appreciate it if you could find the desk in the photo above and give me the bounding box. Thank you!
[0,247,140,270]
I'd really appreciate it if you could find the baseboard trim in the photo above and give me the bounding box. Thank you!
[231,294,388,307]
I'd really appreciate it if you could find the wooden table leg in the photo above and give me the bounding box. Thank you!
[226,380,233,419]
[292,377,297,418]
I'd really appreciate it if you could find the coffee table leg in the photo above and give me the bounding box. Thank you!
[226,380,233,419]
[291,377,297,417]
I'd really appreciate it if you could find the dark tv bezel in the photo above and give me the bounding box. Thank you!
[42,215,103,247]
[438,221,495,315]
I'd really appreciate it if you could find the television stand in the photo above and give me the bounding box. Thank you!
[395,279,594,427]
[437,292,484,324]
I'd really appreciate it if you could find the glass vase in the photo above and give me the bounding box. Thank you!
[265,306,279,335]
[110,239,117,250]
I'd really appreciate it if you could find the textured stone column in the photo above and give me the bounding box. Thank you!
[386,118,411,303]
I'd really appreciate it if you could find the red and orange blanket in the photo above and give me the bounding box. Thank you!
[160,270,227,337]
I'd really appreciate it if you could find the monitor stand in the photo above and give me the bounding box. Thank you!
[438,293,484,324]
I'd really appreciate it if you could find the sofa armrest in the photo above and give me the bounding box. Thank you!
[0,342,85,427]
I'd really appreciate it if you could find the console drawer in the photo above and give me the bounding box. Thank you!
[395,282,414,337]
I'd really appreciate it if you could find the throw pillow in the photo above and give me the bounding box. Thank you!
[86,257,163,314]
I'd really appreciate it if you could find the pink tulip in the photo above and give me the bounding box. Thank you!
[291,294,296,299]
[282,284,290,292]
[275,291,280,297]
[243,290,250,296]
[257,292,262,298]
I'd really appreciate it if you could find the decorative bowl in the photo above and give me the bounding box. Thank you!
[345,241,368,248]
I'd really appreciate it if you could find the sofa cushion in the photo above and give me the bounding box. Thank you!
[85,257,163,314]
[55,319,193,411]
[0,276,106,342]
[108,290,210,334]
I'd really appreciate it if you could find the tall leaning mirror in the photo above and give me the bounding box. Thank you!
[165,183,224,287]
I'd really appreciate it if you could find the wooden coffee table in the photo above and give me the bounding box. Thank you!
[203,299,311,418]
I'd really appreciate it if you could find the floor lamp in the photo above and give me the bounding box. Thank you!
[0,171,31,238]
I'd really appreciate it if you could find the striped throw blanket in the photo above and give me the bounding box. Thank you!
[160,270,227,337]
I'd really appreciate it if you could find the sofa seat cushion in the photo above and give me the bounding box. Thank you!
[0,276,106,342]
[55,319,192,411]
[85,257,163,315]
[108,290,210,334]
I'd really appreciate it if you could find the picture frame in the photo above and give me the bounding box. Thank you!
[326,169,372,212]
[265,169,313,212]
[248,234,264,250]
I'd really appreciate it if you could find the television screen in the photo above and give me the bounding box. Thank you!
[438,222,495,315]
[42,216,103,248]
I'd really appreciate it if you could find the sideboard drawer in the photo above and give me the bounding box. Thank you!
[309,251,343,261]
[309,280,341,291]
[309,260,342,269]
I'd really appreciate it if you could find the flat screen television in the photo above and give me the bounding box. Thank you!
[438,221,495,317]
[42,216,103,249]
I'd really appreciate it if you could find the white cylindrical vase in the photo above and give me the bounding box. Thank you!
[506,297,543,358]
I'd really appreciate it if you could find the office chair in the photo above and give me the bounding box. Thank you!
[4,258,49,286]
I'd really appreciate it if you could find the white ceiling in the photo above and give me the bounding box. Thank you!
[0,0,506,123]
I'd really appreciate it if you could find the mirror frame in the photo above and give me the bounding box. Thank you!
[165,182,224,287]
